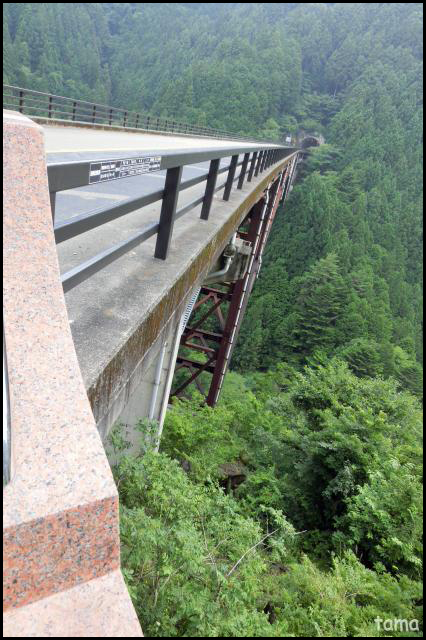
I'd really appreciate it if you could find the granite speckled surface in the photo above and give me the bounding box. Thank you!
[3,497,119,610]
[3,110,142,635]
[3,570,143,637]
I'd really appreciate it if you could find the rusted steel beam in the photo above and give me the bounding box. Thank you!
[182,327,223,343]
[199,286,232,299]
[171,355,217,397]
[176,357,216,372]
[189,288,231,332]
[205,197,268,406]
[181,341,217,356]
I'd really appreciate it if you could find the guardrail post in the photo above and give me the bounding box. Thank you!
[154,166,183,260]
[223,155,239,201]
[91,104,96,123]
[123,111,127,127]
[247,151,258,182]
[48,95,53,119]
[237,152,250,189]
[146,115,150,130]
[263,150,268,170]
[18,90,24,113]
[266,150,270,169]
[135,113,139,128]
[108,108,113,125]
[200,158,220,220]
[72,101,77,121]
[255,150,263,176]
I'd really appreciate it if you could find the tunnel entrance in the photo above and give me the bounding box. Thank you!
[301,136,321,149]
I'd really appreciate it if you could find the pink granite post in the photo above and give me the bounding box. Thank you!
[3,110,142,636]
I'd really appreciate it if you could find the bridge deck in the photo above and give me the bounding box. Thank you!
[43,122,271,157]
[43,122,294,431]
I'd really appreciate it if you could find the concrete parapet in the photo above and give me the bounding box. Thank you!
[3,110,142,636]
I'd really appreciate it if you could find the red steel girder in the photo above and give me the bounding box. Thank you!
[170,162,295,405]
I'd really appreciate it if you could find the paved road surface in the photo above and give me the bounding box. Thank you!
[43,124,279,223]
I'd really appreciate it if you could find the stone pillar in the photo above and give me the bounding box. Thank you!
[3,110,142,636]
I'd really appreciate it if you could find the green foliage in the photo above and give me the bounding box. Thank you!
[340,459,423,579]
[164,361,423,580]
[270,551,422,637]
[230,6,422,397]
[272,361,423,577]
[292,253,347,359]
[161,393,242,481]
[117,451,296,637]
[116,360,423,636]
[336,338,384,378]
[393,347,424,400]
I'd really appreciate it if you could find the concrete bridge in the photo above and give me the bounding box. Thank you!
[3,87,300,636]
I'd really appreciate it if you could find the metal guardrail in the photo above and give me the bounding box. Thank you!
[3,85,278,143]
[48,144,295,292]
[3,324,11,487]
[3,85,296,293]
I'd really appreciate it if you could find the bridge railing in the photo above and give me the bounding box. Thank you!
[48,145,295,292]
[3,84,276,143]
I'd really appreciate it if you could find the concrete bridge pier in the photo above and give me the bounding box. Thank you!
[106,284,200,457]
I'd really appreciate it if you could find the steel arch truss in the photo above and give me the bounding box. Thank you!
[170,156,297,406]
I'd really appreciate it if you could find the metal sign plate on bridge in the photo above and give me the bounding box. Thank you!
[89,156,161,183]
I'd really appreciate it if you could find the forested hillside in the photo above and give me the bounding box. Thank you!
[232,3,423,403]
[4,3,423,390]
[4,3,423,637]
